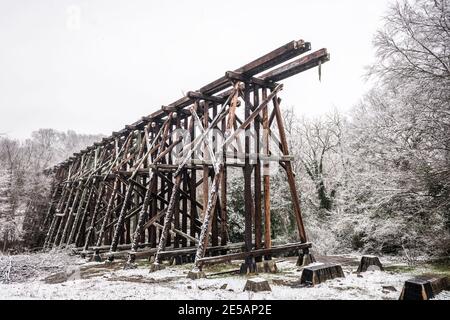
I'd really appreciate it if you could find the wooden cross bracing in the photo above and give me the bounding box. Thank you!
[40,39,329,271]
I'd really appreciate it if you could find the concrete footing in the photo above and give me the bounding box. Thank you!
[187,270,207,280]
[357,255,383,273]
[92,254,102,262]
[123,262,138,270]
[300,263,345,285]
[256,260,278,273]
[149,263,166,273]
[244,277,272,292]
[399,275,449,300]
[297,252,316,267]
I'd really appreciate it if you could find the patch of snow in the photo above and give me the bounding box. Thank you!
[0,266,413,300]
[0,249,81,284]
[0,252,438,300]
[432,291,450,300]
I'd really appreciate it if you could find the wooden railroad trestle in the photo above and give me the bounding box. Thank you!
[40,39,329,273]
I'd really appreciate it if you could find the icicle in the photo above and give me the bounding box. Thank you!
[318,60,322,82]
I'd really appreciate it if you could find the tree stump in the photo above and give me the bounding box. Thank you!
[399,275,449,300]
[357,255,383,273]
[244,278,272,292]
[300,263,345,285]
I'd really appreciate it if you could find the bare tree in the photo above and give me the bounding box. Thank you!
[371,0,449,84]
[287,111,345,211]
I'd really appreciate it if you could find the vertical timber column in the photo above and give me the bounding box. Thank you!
[273,95,307,243]
[149,122,158,248]
[253,85,262,263]
[153,174,182,266]
[42,183,59,231]
[127,172,155,264]
[128,119,168,261]
[67,181,91,246]
[189,118,198,248]
[44,182,69,248]
[83,183,104,251]
[191,165,223,273]
[166,122,173,248]
[108,180,134,257]
[243,85,256,273]
[96,178,119,247]
[59,182,83,246]
[181,117,189,249]
[53,184,75,246]
[152,112,181,267]
[211,104,219,250]
[220,113,228,251]
[73,183,95,247]
[109,131,137,256]
[202,102,209,224]
[173,116,181,252]
[262,88,272,260]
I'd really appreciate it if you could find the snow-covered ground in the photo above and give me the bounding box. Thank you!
[0,251,448,300]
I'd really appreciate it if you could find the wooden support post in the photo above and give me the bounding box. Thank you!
[83,184,105,251]
[108,182,134,258]
[44,183,69,248]
[38,41,330,269]
[150,169,158,247]
[273,94,307,243]
[211,104,219,251]
[189,171,197,247]
[152,174,182,267]
[181,118,189,249]
[59,183,82,246]
[96,178,119,247]
[220,114,228,251]
[253,86,262,263]
[125,119,172,264]
[41,183,59,231]
[262,88,272,260]
[67,182,91,246]
[53,185,75,246]
[202,102,210,222]
[126,172,155,265]
[74,184,96,247]
[243,86,256,274]
[173,117,182,252]
[43,214,58,249]
[192,164,223,272]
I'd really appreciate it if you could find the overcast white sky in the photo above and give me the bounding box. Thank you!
[0,0,394,139]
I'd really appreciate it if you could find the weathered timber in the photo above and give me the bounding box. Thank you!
[261,48,330,82]
[39,39,330,271]
[197,242,312,268]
